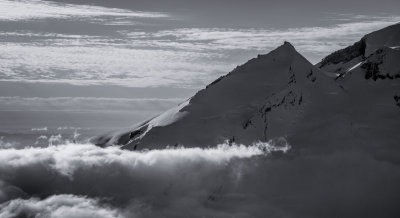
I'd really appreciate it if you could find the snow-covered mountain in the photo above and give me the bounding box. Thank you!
[93,23,400,151]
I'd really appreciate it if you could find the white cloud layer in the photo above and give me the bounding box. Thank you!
[0,0,168,21]
[0,142,283,177]
[0,141,290,217]
[1,140,399,218]
[0,43,225,87]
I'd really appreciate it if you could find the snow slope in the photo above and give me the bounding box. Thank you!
[94,42,338,149]
[93,24,400,153]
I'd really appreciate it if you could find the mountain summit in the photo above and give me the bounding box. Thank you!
[94,41,333,149]
[93,24,400,152]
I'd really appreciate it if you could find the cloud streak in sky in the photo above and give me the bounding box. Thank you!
[0,96,183,112]
[0,0,168,22]
[0,43,226,88]
[141,16,400,57]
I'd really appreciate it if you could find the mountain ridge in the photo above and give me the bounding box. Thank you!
[318,22,400,76]
[93,23,400,152]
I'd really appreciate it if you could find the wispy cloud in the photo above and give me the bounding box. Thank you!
[131,16,400,58]
[0,43,226,87]
[0,0,168,22]
[0,96,183,112]
[31,126,48,131]
[0,14,398,88]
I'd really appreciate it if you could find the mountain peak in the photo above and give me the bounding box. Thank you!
[254,41,303,65]
[273,41,296,53]
[93,41,326,149]
[283,40,294,47]
[93,24,400,150]
[256,41,297,58]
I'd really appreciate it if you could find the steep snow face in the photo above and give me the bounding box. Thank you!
[93,42,340,149]
[318,23,400,76]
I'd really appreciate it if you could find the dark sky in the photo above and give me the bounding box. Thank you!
[52,0,400,27]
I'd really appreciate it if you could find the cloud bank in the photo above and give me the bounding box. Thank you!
[0,194,124,218]
[0,141,291,217]
[1,139,400,218]
[0,142,283,178]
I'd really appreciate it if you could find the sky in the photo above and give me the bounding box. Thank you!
[0,0,399,131]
